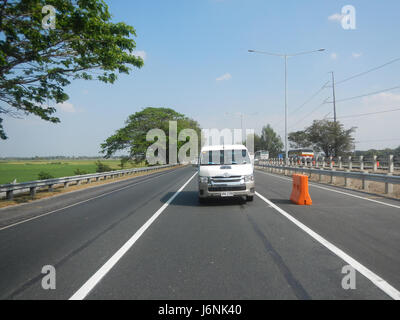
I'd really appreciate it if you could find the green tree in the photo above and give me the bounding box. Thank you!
[95,160,111,173]
[288,130,312,149]
[259,125,283,157]
[101,107,201,162]
[0,0,143,139]
[289,120,356,157]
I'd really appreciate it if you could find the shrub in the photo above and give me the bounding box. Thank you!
[38,171,54,180]
[95,161,112,173]
[74,169,88,175]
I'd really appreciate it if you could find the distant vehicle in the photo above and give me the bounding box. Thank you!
[288,149,315,163]
[255,150,269,162]
[198,144,255,202]
[191,158,198,167]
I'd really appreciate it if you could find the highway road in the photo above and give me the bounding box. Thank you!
[0,165,399,300]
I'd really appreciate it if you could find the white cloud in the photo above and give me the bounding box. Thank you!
[328,13,343,22]
[57,102,76,113]
[352,52,362,59]
[133,50,147,61]
[330,53,338,60]
[216,73,232,81]
[362,92,400,105]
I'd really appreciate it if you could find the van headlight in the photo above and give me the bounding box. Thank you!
[199,176,209,183]
[244,174,254,182]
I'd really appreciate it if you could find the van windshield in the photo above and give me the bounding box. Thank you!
[200,149,250,165]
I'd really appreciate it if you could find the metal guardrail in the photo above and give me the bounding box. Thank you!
[262,155,399,173]
[256,163,400,195]
[0,164,177,200]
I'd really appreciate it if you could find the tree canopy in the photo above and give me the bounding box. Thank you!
[253,124,283,157]
[0,0,144,139]
[100,107,201,162]
[289,120,356,157]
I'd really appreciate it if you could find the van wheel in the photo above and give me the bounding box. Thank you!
[246,196,254,202]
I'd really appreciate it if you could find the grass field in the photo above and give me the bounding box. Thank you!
[0,160,144,185]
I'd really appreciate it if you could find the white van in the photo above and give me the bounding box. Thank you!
[198,144,255,202]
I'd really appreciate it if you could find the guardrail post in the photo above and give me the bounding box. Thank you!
[76,180,81,185]
[385,180,394,195]
[386,155,394,195]
[64,182,69,188]
[360,156,364,172]
[362,174,369,191]
[389,155,394,174]
[87,178,91,184]
[373,155,378,172]
[344,175,350,187]
[318,168,323,182]
[6,190,13,200]
[330,171,336,184]
[30,186,37,198]
[48,184,54,192]
[338,156,342,170]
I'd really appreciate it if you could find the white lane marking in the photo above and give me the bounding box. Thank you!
[0,168,183,232]
[69,172,197,300]
[255,191,400,300]
[256,169,400,210]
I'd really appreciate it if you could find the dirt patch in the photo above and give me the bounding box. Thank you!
[0,165,182,209]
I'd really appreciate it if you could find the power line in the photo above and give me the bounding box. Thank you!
[270,81,329,131]
[290,81,329,114]
[288,98,329,130]
[355,138,400,143]
[326,85,400,103]
[328,107,400,119]
[336,57,400,85]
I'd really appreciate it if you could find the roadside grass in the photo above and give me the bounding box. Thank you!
[0,160,146,185]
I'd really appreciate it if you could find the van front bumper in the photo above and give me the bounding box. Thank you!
[198,181,255,198]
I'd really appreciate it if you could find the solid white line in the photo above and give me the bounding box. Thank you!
[256,169,400,209]
[69,172,197,300]
[255,191,400,300]
[0,168,181,232]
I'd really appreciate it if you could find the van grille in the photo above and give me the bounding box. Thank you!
[211,176,242,183]
[208,186,246,192]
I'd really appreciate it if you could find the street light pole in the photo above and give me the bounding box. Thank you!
[284,54,288,163]
[248,48,325,163]
[330,71,337,123]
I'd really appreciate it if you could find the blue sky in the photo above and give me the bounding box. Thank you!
[2,0,400,156]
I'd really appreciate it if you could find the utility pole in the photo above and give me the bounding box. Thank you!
[330,71,337,123]
[330,71,337,157]
[284,55,288,164]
